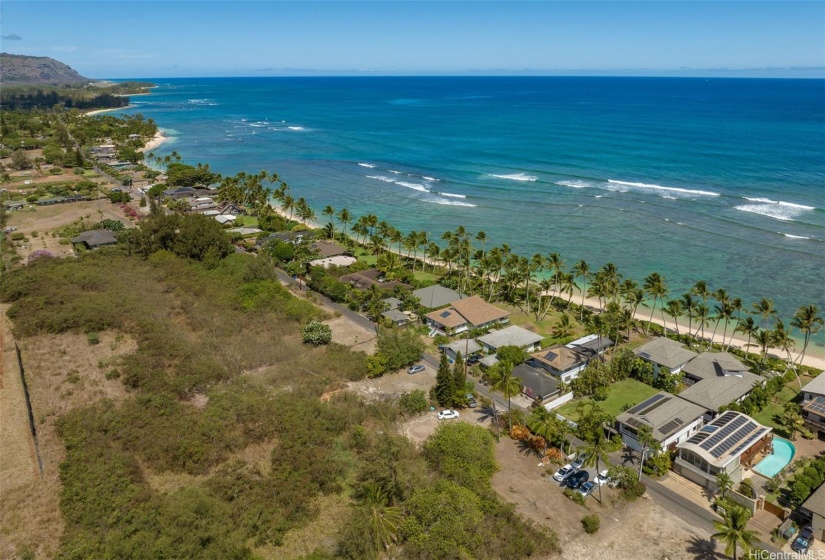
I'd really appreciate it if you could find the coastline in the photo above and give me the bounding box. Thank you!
[268,198,824,371]
[85,104,135,116]
[139,130,168,153]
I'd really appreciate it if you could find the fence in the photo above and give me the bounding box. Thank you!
[15,343,43,477]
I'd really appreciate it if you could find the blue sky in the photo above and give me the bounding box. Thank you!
[2,1,823,78]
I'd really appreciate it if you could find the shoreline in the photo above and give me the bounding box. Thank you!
[85,104,135,116]
[268,198,824,370]
[139,130,168,153]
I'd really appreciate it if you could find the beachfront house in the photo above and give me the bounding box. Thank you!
[511,363,562,404]
[681,352,750,386]
[633,337,698,376]
[307,255,358,269]
[527,333,614,383]
[477,325,543,354]
[339,269,411,292]
[424,295,510,336]
[800,375,825,439]
[310,240,349,258]
[412,285,465,310]
[616,392,706,454]
[676,367,762,421]
[674,411,772,491]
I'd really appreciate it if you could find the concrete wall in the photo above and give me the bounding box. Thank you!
[544,392,574,411]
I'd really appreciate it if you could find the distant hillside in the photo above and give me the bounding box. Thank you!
[0,53,92,85]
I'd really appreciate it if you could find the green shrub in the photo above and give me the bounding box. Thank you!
[87,331,100,345]
[301,320,332,345]
[581,514,600,534]
[563,488,586,506]
[398,390,429,414]
[105,369,121,380]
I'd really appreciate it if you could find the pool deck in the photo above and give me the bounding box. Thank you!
[753,437,796,478]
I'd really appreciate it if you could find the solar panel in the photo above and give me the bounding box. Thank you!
[731,432,763,457]
[708,421,758,458]
[700,415,749,451]
[806,396,825,416]
[701,425,718,433]
[626,393,666,415]
[440,311,451,318]
[687,432,711,445]
[659,418,685,436]
[624,417,643,429]
[713,411,738,428]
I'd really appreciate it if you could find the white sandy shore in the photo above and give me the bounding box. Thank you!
[84,104,135,116]
[268,200,824,370]
[139,130,168,153]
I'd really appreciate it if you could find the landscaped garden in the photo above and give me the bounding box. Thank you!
[556,378,659,422]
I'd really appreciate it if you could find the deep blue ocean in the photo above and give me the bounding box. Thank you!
[120,77,825,354]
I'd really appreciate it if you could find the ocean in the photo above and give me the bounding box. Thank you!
[120,77,825,354]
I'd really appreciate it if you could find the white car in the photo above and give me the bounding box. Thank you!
[552,464,577,482]
[596,469,610,486]
[571,454,588,470]
[437,410,460,420]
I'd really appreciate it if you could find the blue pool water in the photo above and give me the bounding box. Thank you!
[753,437,796,478]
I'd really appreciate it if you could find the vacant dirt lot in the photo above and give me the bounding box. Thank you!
[348,361,436,405]
[0,328,137,560]
[324,315,376,354]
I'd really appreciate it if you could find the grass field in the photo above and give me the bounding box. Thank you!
[753,379,805,435]
[556,379,659,422]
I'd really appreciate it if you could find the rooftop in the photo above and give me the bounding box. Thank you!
[412,285,465,309]
[478,325,543,350]
[678,411,771,468]
[381,309,409,323]
[531,344,590,374]
[616,392,707,441]
[425,307,468,329]
[802,373,825,398]
[449,295,510,327]
[310,239,348,258]
[512,363,561,401]
[308,256,358,269]
[634,337,698,369]
[566,333,615,355]
[682,352,749,381]
[441,338,482,356]
[71,229,117,248]
[677,371,761,412]
[802,479,825,517]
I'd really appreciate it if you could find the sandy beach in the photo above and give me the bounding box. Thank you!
[84,104,135,116]
[139,130,168,153]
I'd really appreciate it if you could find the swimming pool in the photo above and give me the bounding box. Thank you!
[753,437,796,478]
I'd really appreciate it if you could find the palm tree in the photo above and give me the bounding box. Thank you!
[337,207,352,239]
[753,328,773,367]
[552,313,575,339]
[792,305,823,367]
[426,242,441,273]
[716,472,733,499]
[773,320,800,387]
[712,505,758,560]
[573,259,591,322]
[580,434,612,503]
[664,299,685,337]
[281,193,295,223]
[735,317,759,355]
[681,293,697,344]
[488,361,522,433]
[322,205,335,237]
[475,230,487,259]
[359,482,403,552]
[752,297,777,332]
[527,406,559,460]
[643,272,667,336]
[693,303,710,342]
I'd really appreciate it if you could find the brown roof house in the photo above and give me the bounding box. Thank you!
[339,269,411,291]
[71,229,118,250]
[530,345,592,384]
[424,295,510,336]
[310,240,348,258]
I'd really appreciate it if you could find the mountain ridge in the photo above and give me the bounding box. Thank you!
[0,53,92,85]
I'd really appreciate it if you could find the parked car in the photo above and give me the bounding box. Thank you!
[596,470,610,486]
[466,394,477,408]
[407,364,425,374]
[553,464,577,482]
[467,354,481,365]
[792,526,814,554]
[566,470,590,490]
[437,410,460,420]
[571,454,588,470]
[577,481,596,498]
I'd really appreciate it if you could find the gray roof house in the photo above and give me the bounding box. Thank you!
[677,371,762,418]
[634,337,699,375]
[511,363,561,403]
[381,308,409,326]
[71,229,118,249]
[682,352,749,385]
[412,285,465,310]
[441,339,482,361]
[616,392,707,452]
[802,374,825,403]
[477,326,543,353]
[801,482,825,541]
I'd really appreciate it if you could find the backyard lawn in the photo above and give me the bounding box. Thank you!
[556,379,659,422]
[752,380,804,434]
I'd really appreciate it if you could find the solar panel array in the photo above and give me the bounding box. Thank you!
[805,396,825,416]
[708,422,756,458]
[730,432,764,458]
[683,411,768,461]
[700,415,749,452]
[626,393,667,416]
[659,417,684,437]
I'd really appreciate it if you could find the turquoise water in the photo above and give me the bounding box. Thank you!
[119,77,825,352]
[753,437,795,478]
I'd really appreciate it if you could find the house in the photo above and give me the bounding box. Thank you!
[227,227,263,237]
[616,392,706,453]
[256,231,318,247]
[71,229,118,250]
[566,334,614,359]
[36,197,65,206]
[381,308,409,326]
[681,352,749,386]
[412,285,465,310]
[511,363,562,404]
[424,295,509,336]
[5,201,25,211]
[801,396,825,440]
[339,269,411,291]
[633,337,698,375]
[800,482,825,540]
[441,338,482,362]
[162,187,197,199]
[384,297,403,311]
[801,374,825,403]
[308,255,358,269]
[674,411,772,491]
[310,240,348,258]
[477,326,543,354]
[530,345,591,383]
[677,369,762,420]
[215,215,237,225]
